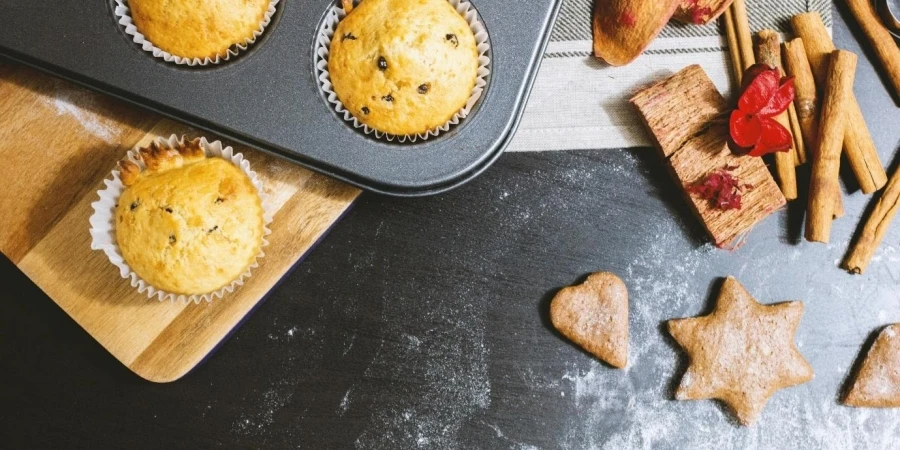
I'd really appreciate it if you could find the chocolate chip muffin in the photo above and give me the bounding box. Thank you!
[328,0,480,136]
[128,0,271,60]
[115,139,265,296]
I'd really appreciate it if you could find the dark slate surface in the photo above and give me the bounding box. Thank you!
[3,4,900,449]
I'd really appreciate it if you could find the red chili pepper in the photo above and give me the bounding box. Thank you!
[728,64,796,157]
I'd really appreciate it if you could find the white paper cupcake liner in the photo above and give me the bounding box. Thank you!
[114,0,279,66]
[89,135,274,303]
[315,0,491,142]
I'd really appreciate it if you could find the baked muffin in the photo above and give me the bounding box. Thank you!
[128,0,271,60]
[115,139,265,296]
[328,0,480,136]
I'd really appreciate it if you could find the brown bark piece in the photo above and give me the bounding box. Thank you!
[550,272,629,368]
[592,0,681,66]
[631,65,786,247]
[673,0,734,25]
[668,277,815,426]
[629,65,728,158]
[844,324,900,408]
[670,127,786,247]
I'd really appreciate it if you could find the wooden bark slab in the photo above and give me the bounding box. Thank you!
[0,63,360,382]
[631,65,786,247]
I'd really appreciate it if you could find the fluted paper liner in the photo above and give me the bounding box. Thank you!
[89,135,274,303]
[114,0,279,66]
[315,0,491,142]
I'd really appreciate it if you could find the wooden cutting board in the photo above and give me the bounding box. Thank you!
[0,63,361,382]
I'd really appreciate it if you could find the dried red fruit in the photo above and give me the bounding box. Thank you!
[728,64,796,157]
[688,166,750,211]
[683,0,712,24]
[620,10,637,27]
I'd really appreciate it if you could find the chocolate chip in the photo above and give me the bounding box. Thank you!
[382,94,394,103]
[342,33,357,41]
[208,225,218,234]
[446,34,458,48]
[418,83,430,94]
[163,207,173,213]
[377,56,388,71]
[215,197,224,204]
[130,201,139,211]
[361,106,370,115]
[169,235,176,244]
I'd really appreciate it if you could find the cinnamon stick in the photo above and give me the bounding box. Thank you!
[844,0,900,101]
[792,12,887,194]
[787,103,805,165]
[723,7,744,87]
[806,50,857,243]
[783,39,819,154]
[784,38,844,217]
[755,30,797,200]
[732,0,755,71]
[844,169,900,274]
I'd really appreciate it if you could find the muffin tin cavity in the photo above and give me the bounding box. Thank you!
[313,0,492,144]
[2,0,562,195]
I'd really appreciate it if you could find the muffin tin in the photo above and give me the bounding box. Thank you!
[0,0,564,196]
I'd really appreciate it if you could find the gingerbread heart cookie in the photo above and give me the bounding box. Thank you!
[844,324,900,408]
[550,272,628,368]
[667,277,814,426]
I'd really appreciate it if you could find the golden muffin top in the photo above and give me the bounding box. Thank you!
[116,139,265,295]
[129,0,271,60]
[328,0,480,136]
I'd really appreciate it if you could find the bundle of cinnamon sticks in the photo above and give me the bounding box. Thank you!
[723,5,898,273]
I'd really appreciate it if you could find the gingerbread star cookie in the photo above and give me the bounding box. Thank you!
[550,272,628,368]
[667,277,814,425]
[844,324,900,408]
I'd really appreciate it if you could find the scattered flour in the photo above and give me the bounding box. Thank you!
[354,281,491,449]
[553,217,900,449]
[339,388,352,416]
[232,387,294,437]
[43,82,118,143]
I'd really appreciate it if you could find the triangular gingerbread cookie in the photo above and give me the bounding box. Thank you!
[550,272,628,368]
[667,277,814,425]
[845,324,900,408]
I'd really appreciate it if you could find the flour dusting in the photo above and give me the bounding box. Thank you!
[43,83,118,143]
[552,216,900,449]
[354,281,491,449]
[232,387,294,437]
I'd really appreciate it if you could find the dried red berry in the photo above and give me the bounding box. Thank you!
[684,0,712,24]
[688,166,750,211]
[728,64,796,157]
[620,10,637,28]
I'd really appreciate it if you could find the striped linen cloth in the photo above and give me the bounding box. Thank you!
[508,0,832,152]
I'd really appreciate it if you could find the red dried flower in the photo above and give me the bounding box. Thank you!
[728,64,795,157]
[688,166,750,211]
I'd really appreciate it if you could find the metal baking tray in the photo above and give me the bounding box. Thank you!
[0,0,563,196]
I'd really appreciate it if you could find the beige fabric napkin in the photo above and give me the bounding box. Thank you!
[509,0,832,152]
